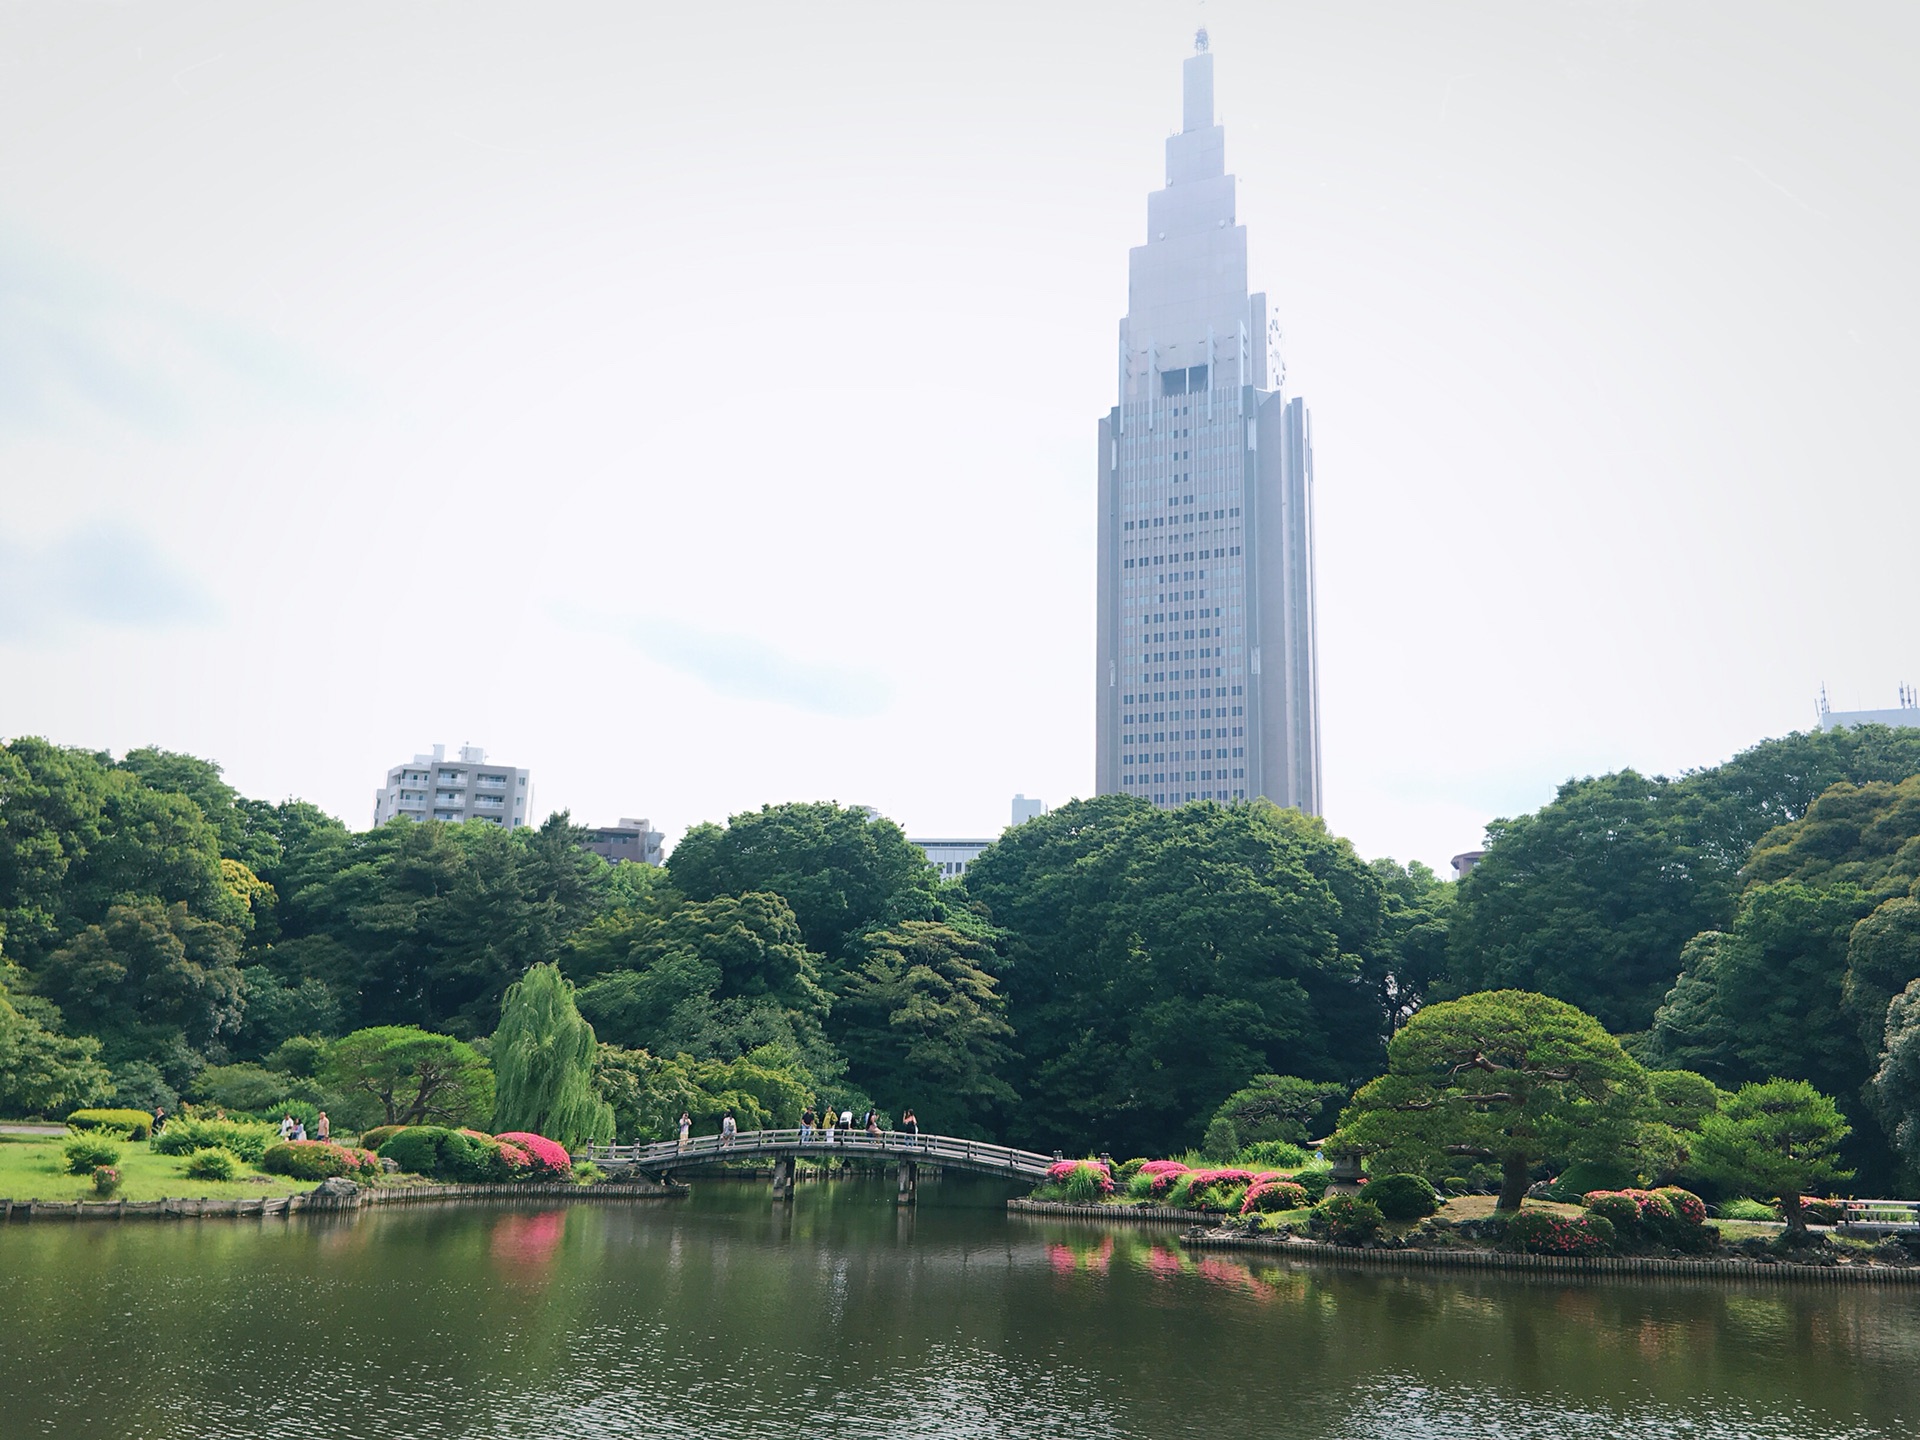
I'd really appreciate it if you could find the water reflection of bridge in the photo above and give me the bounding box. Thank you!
[585,1129,1060,1203]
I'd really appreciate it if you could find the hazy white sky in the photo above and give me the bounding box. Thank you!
[2,1,1915,871]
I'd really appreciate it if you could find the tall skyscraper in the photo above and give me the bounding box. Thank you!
[1094,34,1322,815]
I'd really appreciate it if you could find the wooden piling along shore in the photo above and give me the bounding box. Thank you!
[0,1178,682,1223]
[1009,1198,1920,1285]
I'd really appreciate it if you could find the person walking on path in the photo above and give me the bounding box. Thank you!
[152,1107,167,1133]
[279,1114,296,1142]
[678,1112,692,1151]
[316,1111,330,1144]
[292,1120,308,1142]
[720,1112,738,1149]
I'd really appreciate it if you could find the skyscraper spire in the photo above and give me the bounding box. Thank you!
[1094,41,1322,816]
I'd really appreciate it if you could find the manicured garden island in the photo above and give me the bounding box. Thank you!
[1018,1155,1920,1278]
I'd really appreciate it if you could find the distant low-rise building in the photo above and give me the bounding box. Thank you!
[1011,794,1048,826]
[1451,850,1485,882]
[583,817,665,867]
[913,837,993,880]
[1818,685,1920,732]
[374,744,532,829]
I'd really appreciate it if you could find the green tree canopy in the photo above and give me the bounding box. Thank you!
[1692,1078,1854,1231]
[666,802,937,969]
[832,920,1017,1137]
[1208,1073,1347,1147]
[1334,990,1651,1210]
[0,967,111,1118]
[592,1042,812,1141]
[963,795,1391,1158]
[491,962,614,1147]
[1870,979,1920,1182]
[319,1025,493,1128]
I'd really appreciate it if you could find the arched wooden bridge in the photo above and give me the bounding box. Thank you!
[585,1128,1062,1203]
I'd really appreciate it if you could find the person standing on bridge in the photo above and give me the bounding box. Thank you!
[800,1106,816,1143]
[901,1108,918,1139]
[721,1111,737,1148]
[822,1109,836,1144]
[677,1112,691,1151]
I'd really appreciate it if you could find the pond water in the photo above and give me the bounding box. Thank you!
[2,1176,1916,1439]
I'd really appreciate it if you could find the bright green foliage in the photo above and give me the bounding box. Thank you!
[1447,772,1736,1035]
[1335,991,1651,1210]
[591,1043,811,1140]
[963,796,1393,1158]
[1234,1139,1311,1169]
[357,1125,406,1152]
[1208,1074,1347,1147]
[0,975,111,1117]
[666,802,937,967]
[1744,776,1920,896]
[1311,1193,1383,1245]
[1692,1078,1853,1232]
[319,1026,493,1129]
[1716,1197,1778,1221]
[191,1063,299,1113]
[65,1108,154,1141]
[833,921,1016,1136]
[1635,1068,1725,1180]
[491,963,614,1148]
[183,1147,240,1181]
[1364,1173,1439,1221]
[152,1118,278,1162]
[1870,979,1920,1176]
[63,1134,121,1173]
[375,1126,520,1183]
[1369,859,1455,1014]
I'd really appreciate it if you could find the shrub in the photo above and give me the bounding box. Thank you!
[1366,1173,1440,1222]
[153,1118,278,1162]
[378,1126,523,1182]
[376,1126,450,1176]
[1115,1157,1149,1184]
[63,1134,122,1174]
[261,1141,380,1181]
[357,1125,407,1153]
[1534,1160,1636,1203]
[1656,1186,1707,1226]
[184,1147,241,1181]
[1235,1140,1311,1170]
[1202,1117,1240,1160]
[495,1131,573,1176]
[1240,1179,1309,1215]
[1295,1167,1333,1203]
[572,1161,604,1186]
[1582,1188,1714,1250]
[1715,1197,1778,1221]
[1505,1210,1615,1256]
[1442,1176,1473,1194]
[66,1108,154,1141]
[1799,1198,1843,1226]
[1312,1193,1384,1245]
[1184,1168,1258,1212]
[90,1166,122,1198]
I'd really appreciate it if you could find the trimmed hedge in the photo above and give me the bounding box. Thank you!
[66,1109,154,1141]
[153,1118,278,1162]
[377,1126,526,1183]
[1505,1210,1616,1256]
[357,1125,407,1153]
[261,1141,381,1180]
[1241,1178,1310,1215]
[1312,1193,1383,1245]
[1365,1173,1440,1222]
[1581,1187,1717,1253]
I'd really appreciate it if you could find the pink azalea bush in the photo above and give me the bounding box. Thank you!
[1044,1159,1114,1200]
[495,1132,573,1177]
[1182,1168,1259,1212]
[1504,1209,1616,1256]
[261,1141,383,1181]
[1240,1178,1310,1215]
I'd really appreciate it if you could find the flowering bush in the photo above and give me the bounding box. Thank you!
[1041,1160,1113,1202]
[1505,1210,1616,1256]
[90,1165,122,1198]
[1311,1193,1384,1246]
[495,1132,572,1176]
[1656,1186,1707,1226]
[1183,1168,1258,1212]
[1582,1188,1713,1250]
[1240,1179,1310,1215]
[262,1141,382,1181]
[1131,1161,1193,1200]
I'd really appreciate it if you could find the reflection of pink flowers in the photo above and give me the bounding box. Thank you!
[495,1132,572,1176]
[1145,1246,1185,1277]
[490,1210,568,1279]
[1049,1243,1077,1274]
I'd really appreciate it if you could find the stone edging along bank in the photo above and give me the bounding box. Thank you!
[1008,1198,1920,1286]
[0,1178,682,1223]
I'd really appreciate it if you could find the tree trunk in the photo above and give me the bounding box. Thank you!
[1782,1190,1806,1233]
[1497,1153,1532,1212]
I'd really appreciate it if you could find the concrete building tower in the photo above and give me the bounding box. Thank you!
[1094,33,1322,815]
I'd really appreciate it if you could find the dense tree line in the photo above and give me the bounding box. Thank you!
[5,723,1920,1184]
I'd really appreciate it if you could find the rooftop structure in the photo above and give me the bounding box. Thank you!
[582,817,665,867]
[1817,685,1920,733]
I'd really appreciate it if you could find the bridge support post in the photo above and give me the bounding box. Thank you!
[771,1154,796,1202]
[896,1159,918,1206]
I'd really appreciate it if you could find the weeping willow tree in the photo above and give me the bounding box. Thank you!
[491,963,615,1147]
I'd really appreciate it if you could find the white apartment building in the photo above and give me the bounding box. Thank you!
[374,744,533,829]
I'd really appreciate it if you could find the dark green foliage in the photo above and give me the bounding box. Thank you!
[831,920,1016,1136]
[1534,1159,1637,1203]
[1201,1117,1240,1161]
[1364,1173,1439,1221]
[1311,1193,1383,1245]
[1692,1079,1853,1232]
[375,1125,514,1182]
[1872,978,1920,1176]
[1296,1168,1333,1202]
[374,1126,448,1177]
[1208,1074,1346,1147]
[666,802,937,966]
[106,1062,176,1115]
[63,1134,121,1173]
[963,796,1394,1158]
[65,1108,154,1141]
[319,1026,492,1129]
[183,1147,240,1181]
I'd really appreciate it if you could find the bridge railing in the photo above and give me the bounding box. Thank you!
[584,1128,1057,1176]
[1838,1199,1920,1230]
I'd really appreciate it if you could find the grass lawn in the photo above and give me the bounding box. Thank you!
[0,1134,320,1203]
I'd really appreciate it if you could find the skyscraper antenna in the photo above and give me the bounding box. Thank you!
[1195,27,1209,53]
